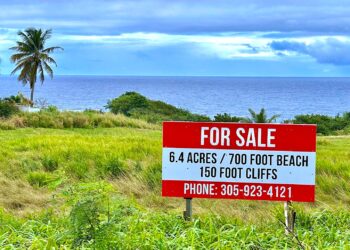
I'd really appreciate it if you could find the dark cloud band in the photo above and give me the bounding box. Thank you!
[270,39,350,65]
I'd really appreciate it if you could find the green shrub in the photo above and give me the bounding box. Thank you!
[3,95,21,104]
[0,100,19,118]
[70,196,103,247]
[290,112,350,135]
[84,109,103,114]
[106,92,148,116]
[72,115,91,128]
[21,112,61,128]
[42,105,59,113]
[107,91,210,123]
[214,113,242,122]
[3,93,31,105]
[0,120,16,130]
[62,115,74,128]
[66,182,113,248]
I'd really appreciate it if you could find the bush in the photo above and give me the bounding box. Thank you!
[214,113,242,122]
[66,182,113,248]
[3,93,32,105]
[106,92,148,116]
[290,112,350,135]
[107,92,210,123]
[72,115,91,128]
[42,105,59,113]
[3,95,21,104]
[0,100,19,118]
[0,120,16,130]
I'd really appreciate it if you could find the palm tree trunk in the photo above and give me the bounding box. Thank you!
[30,83,35,107]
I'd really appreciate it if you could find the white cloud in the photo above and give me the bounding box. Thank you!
[3,27,350,66]
[55,32,350,60]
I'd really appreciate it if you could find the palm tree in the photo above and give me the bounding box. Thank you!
[241,108,280,123]
[10,28,62,106]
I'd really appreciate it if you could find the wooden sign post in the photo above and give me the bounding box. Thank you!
[162,122,316,223]
[183,198,192,221]
[284,201,296,234]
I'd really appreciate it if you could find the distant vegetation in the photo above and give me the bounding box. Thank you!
[213,113,241,122]
[287,113,350,135]
[106,91,210,123]
[0,108,158,130]
[241,108,280,123]
[0,91,349,135]
[0,99,19,118]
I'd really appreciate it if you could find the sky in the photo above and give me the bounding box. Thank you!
[1,0,350,76]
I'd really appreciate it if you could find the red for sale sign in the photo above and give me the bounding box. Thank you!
[162,122,316,202]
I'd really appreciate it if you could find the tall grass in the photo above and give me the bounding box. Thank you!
[0,128,348,248]
[0,111,159,130]
[0,192,349,249]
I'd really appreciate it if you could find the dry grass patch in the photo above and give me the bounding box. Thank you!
[0,174,49,215]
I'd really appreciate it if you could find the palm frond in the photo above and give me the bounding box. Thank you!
[248,108,256,118]
[43,61,53,78]
[245,108,280,123]
[38,63,45,83]
[42,46,63,53]
[267,114,281,123]
[10,52,32,62]
[18,30,36,50]
[11,59,31,75]
[41,29,52,42]
[17,62,33,84]
[40,54,57,66]
[240,118,253,123]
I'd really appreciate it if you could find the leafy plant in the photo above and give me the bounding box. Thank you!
[214,113,242,122]
[106,92,148,116]
[107,92,210,122]
[290,112,350,135]
[0,99,19,118]
[4,93,32,106]
[41,105,59,113]
[241,108,280,123]
[66,182,113,248]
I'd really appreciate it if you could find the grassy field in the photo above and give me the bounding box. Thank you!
[0,126,349,249]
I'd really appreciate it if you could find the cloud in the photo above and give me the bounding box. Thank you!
[1,0,350,35]
[269,41,307,53]
[270,38,350,65]
[2,1,350,75]
[54,32,277,60]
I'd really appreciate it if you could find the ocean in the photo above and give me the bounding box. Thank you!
[0,75,349,120]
